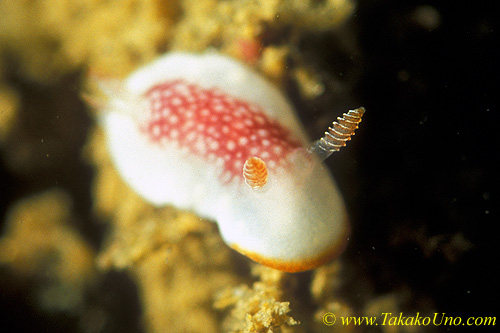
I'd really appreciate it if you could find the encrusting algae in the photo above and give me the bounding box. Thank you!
[0,0,381,332]
[0,0,174,81]
[214,265,299,332]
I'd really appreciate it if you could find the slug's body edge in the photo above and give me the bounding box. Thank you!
[230,218,350,272]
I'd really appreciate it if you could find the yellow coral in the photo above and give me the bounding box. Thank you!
[0,0,174,82]
[2,0,359,330]
[215,265,299,332]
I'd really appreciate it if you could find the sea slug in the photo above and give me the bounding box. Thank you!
[93,52,363,272]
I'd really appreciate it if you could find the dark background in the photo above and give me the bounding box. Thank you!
[349,0,498,324]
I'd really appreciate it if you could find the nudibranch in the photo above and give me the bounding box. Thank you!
[93,52,364,272]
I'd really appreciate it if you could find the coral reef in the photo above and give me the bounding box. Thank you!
[3,0,357,330]
[0,0,174,81]
[215,265,299,332]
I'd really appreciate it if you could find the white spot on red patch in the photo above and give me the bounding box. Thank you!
[227,140,236,151]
